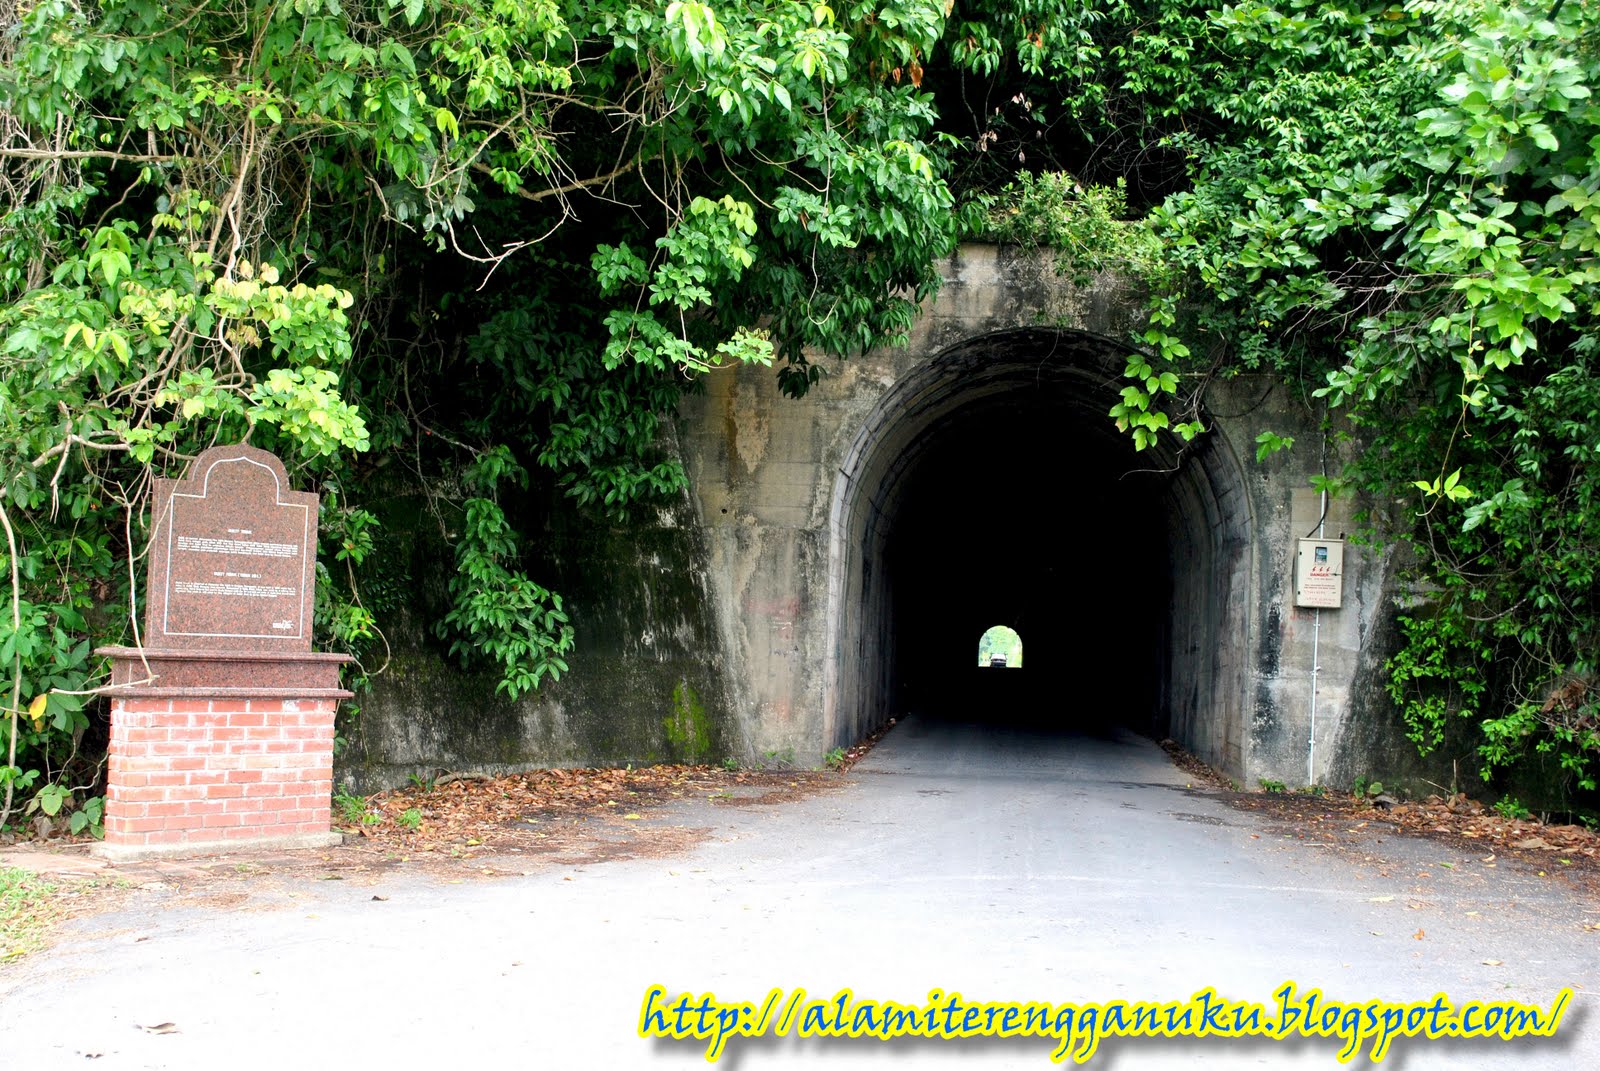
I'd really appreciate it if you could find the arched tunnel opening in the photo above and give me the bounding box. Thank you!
[826,329,1254,772]
[887,408,1169,734]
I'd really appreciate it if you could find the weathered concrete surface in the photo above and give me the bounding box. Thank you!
[679,243,1396,786]
[339,437,742,791]
[350,241,1425,789]
[3,721,1593,1069]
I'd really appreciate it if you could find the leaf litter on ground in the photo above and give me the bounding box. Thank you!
[1159,739,1600,899]
[338,719,896,862]
[342,764,843,860]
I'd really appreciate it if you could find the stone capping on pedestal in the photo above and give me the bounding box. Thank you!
[93,443,353,861]
[98,645,354,699]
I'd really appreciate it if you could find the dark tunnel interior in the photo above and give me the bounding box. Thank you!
[831,330,1252,768]
[881,402,1172,736]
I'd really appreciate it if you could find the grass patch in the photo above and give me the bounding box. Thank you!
[1,867,62,964]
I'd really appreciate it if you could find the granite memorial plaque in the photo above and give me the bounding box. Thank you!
[144,444,318,650]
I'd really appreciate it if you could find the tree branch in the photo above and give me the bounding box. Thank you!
[0,489,23,828]
[473,157,641,203]
[0,148,181,164]
[29,434,132,469]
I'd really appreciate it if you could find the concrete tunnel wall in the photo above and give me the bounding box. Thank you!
[679,243,1397,785]
[345,243,1411,790]
[822,328,1256,764]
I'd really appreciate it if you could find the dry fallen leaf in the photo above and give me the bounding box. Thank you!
[1413,929,1426,940]
[1483,959,1504,966]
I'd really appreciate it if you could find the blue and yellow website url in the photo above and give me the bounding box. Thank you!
[639,982,1572,1063]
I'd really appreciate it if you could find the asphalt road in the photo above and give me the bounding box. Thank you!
[2,718,1595,1069]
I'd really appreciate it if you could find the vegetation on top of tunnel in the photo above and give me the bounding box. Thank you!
[971,1,1600,819]
[1,0,1597,832]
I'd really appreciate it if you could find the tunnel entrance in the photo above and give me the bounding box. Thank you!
[889,408,1168,732]
[824,329,1254,771]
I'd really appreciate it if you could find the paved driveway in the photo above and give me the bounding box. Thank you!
[2,718,1595,1069]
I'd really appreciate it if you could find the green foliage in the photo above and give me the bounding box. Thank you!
[437,498,573,698]
[396,807,422,830]
[1005,0,1600,803]
[332,790,378,827]
[983,175,1166,282]
[978,174,1204,449]
[1493,794,1532,821]
[1384,609,1490,754]
[0,0,972,780]
[1258,778,1287,794]
[462,284,688,521]
[21,784,105,838]
[314,491,389,688]
[70,795,105,838]
[1254,431,1296,464]
[824,746,847,770]
[760,747,797,770]
[1110,295,1207,450]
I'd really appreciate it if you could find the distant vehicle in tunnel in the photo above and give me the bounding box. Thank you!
[989,655,1007,668]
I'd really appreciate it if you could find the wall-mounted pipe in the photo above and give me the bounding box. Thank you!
[1307,428,1329,787]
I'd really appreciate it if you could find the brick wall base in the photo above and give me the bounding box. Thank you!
[94,696,342,860]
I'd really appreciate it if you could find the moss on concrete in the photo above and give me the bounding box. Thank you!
[664,680,713,762]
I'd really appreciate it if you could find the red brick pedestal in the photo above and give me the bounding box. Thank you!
[93,647,351,860]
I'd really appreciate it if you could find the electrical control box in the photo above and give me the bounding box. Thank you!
[1295,537,1344,609]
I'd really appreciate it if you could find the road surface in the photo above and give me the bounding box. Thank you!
[1,718,1595,1069]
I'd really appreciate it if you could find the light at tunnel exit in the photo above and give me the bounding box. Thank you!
[978,625,1023,668]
